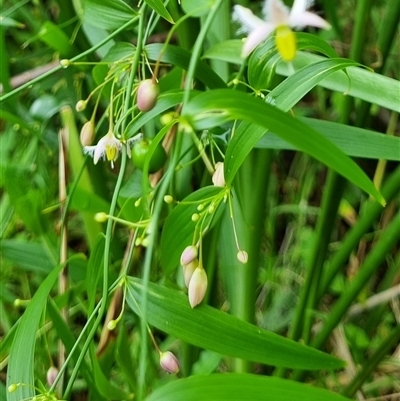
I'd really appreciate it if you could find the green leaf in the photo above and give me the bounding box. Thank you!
[38,21,75,57]
[144,0,174,23]
[0,239,87,281]
[247,34,340,90]
[145,374,352,401]
[29,94,63,120]
[83,0,137,30]
[181,0,214,17]
[0,16,24,28]
[160,186,225,272]
[277,52,400,112]
[182,89,385,205]
[270,58,361,112]
[126,278,345,370]
[204,33,339,67]
[145,44,226,89]
[203,39,242,64]
[7,263,64,401]
[258,118,400,161]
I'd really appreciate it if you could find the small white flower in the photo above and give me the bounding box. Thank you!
[84,132,142,168]
[188,266,208,308]
[84,131,121,168]
[233,0,330,60]
[212,162,226,187]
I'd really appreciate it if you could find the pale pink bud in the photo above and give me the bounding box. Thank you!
[46,366,58,386]
[183,259,198,288]
[75,100,87,112]
[137,79,159,112]
[188,267,208,308]
[159,351,179,374]
[180,245,198,266]
[237,250,248,264]
[80,120,95,147]
[212,162,226,187]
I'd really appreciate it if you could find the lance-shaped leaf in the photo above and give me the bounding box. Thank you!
[126,278,345,370]
[182,89,385,205]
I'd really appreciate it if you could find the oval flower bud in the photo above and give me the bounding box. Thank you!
[137,79,159,112]
[75,99,87,112]
[237,250,249,264]
[183,259,198,288]
[80,120,95,147]
[212,162,226,187]
[188,267,208,308]
[159,351,180,374]
[180,245,198,266]
[46,366,59,386]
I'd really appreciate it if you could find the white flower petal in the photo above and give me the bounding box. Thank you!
[93,136,107,164]
[290,0,311,17]
[242,23,275,57]
[264,0,289,26]
[289,11,330,29]
[233,5,265,34]
[83,145,96,157]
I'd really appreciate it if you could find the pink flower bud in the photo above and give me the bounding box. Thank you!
[46,366,58,386]
[188,267,208,308]
[180,245,198,266]
[212,162,226,187]
[183,259,198,288]
[159,351,180,374]
[137,79,159,112]
[80,120,95,147]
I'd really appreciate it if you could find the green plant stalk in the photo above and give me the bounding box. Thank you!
[60,107,102,249]
[63,147,129,398]
[318,165,400,299]
[168,1,199,51]
[364,252,400,335]
[182,0,223,105]
[342,323,400,398]
[291,210,400,381]
[355,0,400,127]
[0,16,139,103]
[206,0,231,81]
[312,210,400,350]
[137,132,183,400]
[290,171,344,344]
[225,149,272,373]
[372,112,398,190]
[288,0,374,346]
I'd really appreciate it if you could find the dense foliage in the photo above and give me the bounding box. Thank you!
[0,0,399,400]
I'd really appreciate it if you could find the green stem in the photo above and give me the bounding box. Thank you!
[0,16,139,103]
[290,171,344,344]
[63,147,129,398]
[355,0,400,127]
[220,149,272,373]
[137,132,183,400]
[312,210,400,350]
[342,324,400,398]
[182,0,223,106]
[318,165,400,299]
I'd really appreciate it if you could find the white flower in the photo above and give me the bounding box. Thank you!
[233,0,330,60]
[212,162,226,187]
[84,132,142,168]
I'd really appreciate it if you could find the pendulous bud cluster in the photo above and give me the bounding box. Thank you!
[180,245,208,308]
